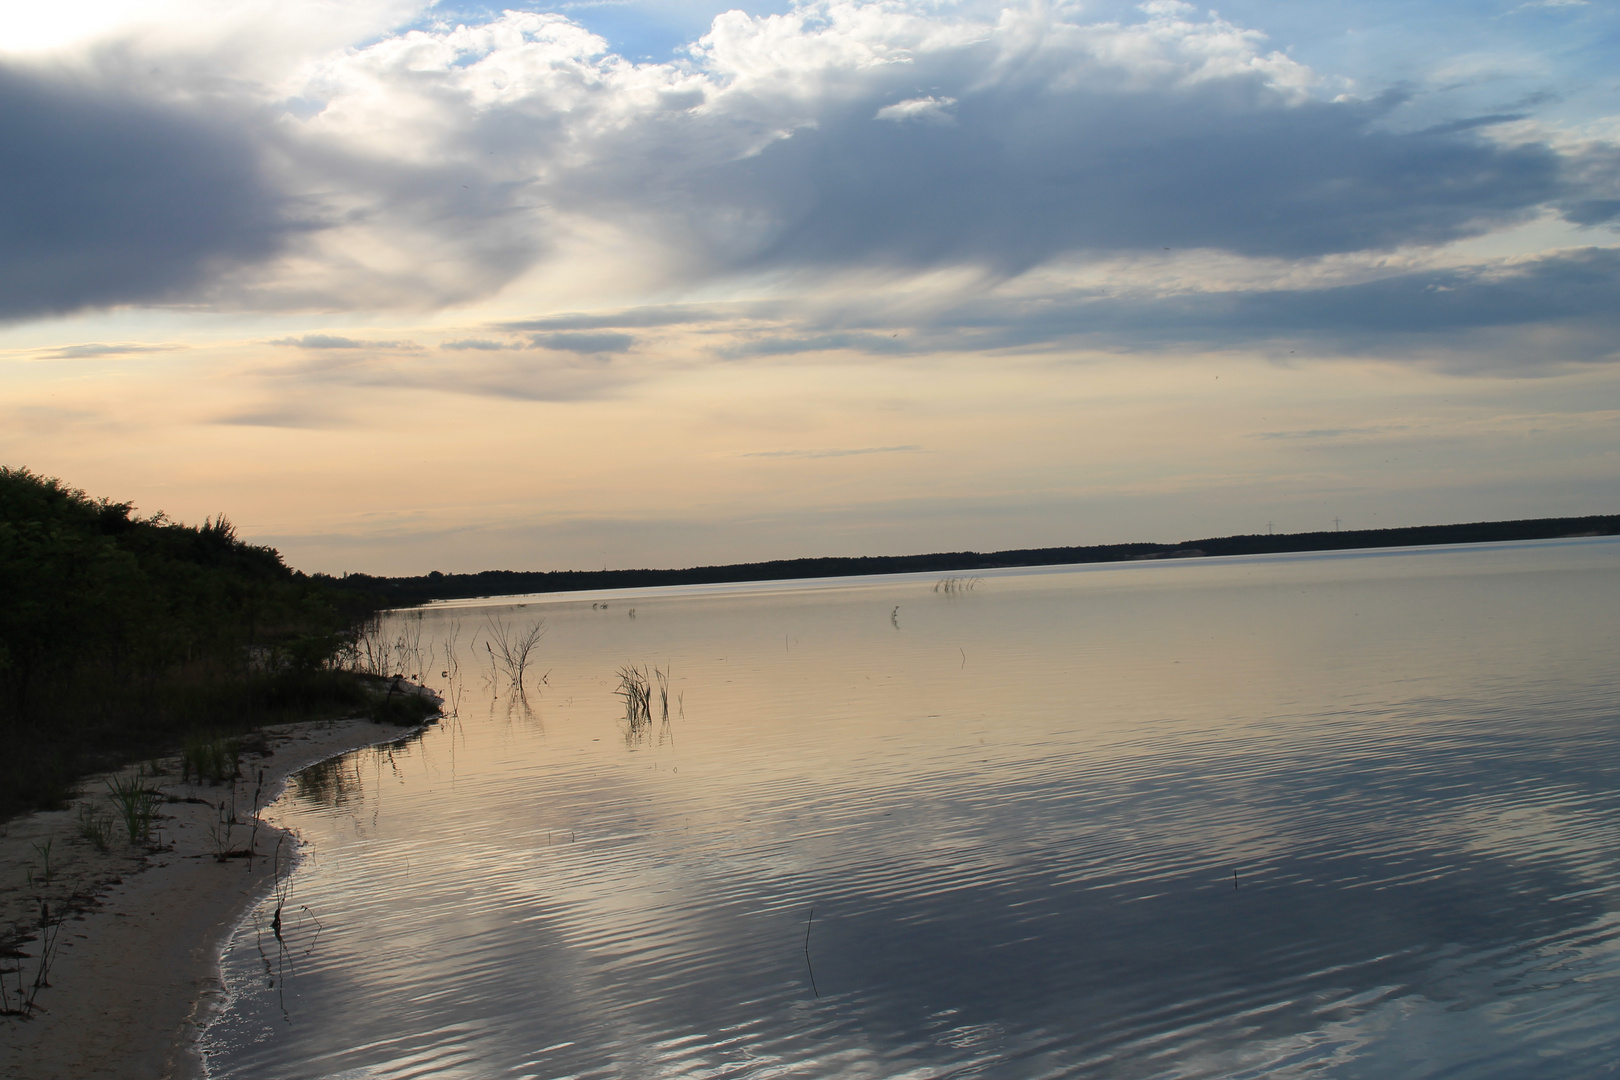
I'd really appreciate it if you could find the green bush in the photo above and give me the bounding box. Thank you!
[0,466,398,819]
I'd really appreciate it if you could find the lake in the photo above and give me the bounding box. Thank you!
[203,538,1620,1079]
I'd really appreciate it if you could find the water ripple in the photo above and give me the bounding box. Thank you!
[206,540,1620,1079]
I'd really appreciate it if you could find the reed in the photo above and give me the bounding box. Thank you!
[106,775,163,844]
[76,803,115,852]
[182,731,240,785]
[344,609,434,680]
[0,901,62,1016]
[933,575,981,594]
[440,620,464,717]
[803,906,819,998]
[482,616,547,690]
[616,665,653,729]
[28,840,52,886]
[207,809,239,861]
[655,665,671,723]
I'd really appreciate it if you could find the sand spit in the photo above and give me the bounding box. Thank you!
[1,715,432,1080]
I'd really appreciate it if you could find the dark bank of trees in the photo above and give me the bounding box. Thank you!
[0,466,390,819]
[337,513,1620,606]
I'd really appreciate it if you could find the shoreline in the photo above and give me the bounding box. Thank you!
[0,715,432,1080]
[338,513,1620,606]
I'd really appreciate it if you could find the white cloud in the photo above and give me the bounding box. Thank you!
[1,0,1615,335]
[875,95,957,123]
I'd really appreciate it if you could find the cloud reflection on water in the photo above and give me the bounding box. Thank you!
[206,541,1620,1078]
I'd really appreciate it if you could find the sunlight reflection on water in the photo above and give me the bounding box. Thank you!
[205,538,1620,1079]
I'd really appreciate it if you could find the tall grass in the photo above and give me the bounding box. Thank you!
[617,664,673,732]
[28,840,52,886]
[76,803,114,852]
[617,665,653,730]
[345,609,435,680]
[182,732,240,785]
[106,775,163,844]
[439,620,464,717]
[0,900,62,1017]
[481,616,546,690]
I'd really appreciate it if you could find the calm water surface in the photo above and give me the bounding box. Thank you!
[204,539,1620,1079]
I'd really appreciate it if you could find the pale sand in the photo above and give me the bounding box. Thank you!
[1,716,431,1080]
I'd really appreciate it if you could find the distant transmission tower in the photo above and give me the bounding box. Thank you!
[1333,516,1342,531]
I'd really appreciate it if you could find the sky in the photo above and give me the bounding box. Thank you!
[1,0,1617,576]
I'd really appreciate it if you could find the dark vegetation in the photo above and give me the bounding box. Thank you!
[0,466,404,820]
[337,513,1620,605]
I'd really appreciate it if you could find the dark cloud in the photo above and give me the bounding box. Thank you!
[1223,247,1620,336]
[528,332,635,354]
[1561,198,1620,225]
[570,73,1586,276]
[0,62,286,322]
[900,246,1620,367]
[488,247,1620,370]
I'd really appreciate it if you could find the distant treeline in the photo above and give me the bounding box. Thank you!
[337,513,1620,606]
[0,467,388,818]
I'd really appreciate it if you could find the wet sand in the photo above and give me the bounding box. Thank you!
[0,716,429,1080]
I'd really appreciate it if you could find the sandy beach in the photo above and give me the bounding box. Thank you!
[0,715,432,1080]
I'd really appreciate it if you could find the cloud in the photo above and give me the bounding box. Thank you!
[42,342,181,359]
[499,306,748,332]
[2,1,1617,326]
[271,334,419,349]
[1217,248,1620,339]
[0,61,286,322]
[258,346,636,402]
[539,3,1596,278]
[1254,425,1412,441]
[720,331,911,357]
[504,246,1620,372]
[874,95,957,125]
[528,332,635,354]
[440,338,524,351]
[214,405,347,429]
[878,246,1620,369]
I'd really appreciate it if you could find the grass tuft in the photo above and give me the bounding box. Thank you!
[76,803,115,852]
[106,775,163,844]
[182,732,240,785]
[617,664,674,734]
[481,616,547,691]
[616,665,653,730]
